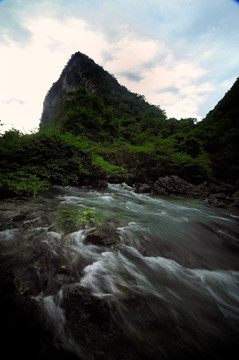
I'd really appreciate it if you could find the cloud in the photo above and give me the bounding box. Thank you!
[105,38,212,118]
[0,0,32,44]
[0,0,238,131]
[107,36,159,70]
[0,15,109,132]
[0,98,25,105]
[119,72,144,82]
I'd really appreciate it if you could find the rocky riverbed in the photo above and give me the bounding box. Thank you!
[0,184,239,359]
[134,175,239,209]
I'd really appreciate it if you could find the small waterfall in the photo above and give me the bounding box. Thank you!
[36,290,66,339]
[35,290,86,359]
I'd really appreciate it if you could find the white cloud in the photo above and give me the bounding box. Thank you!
[105,36,159,74]
[0,0,238,131]
[106,40,212,119]
[0,16,108,132]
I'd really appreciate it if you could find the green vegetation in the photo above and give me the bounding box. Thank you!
[1,60,238,198]
[0,129,91,197]
[194,78,239,183]
[53,208,96,232]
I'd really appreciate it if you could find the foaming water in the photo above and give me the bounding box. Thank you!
[58,184,239,357]
[36,290,66,338]
[1,184,239,359]
[79,244,239,358]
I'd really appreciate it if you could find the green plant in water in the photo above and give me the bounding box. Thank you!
[81,210,96,225]
[53,208,97,232]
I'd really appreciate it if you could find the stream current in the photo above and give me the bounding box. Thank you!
[0,184,239,359]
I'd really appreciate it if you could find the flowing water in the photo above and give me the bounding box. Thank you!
[0,184,239,359]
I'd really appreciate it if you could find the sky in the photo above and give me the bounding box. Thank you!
[0,0,238,133]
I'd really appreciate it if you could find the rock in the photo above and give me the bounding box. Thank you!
[55,267,78,287]
[153,175,195,196]
[213,193,228,201]
[135,183,152,193]
[0,258,79,360]
[208,195,226,208]
[119,173,136,185]
[207,193,231,208]
[62,284,120,358]
[232,190,239,207]
[152,175,239,209]
[85,225,121,248]
[93,179,108,189]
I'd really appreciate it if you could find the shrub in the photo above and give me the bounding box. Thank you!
[0,171,50,198]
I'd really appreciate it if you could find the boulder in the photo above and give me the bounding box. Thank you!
[153,175,239,208]
[62,284,122,358]
[93,179,108,189]
[120,173,136,185]
[153,175,195,196]
[135,183,152,193]
[208,194,227,208]
[84,225,121,248]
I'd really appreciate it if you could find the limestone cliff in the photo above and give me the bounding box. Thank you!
[39,51,166,130]
[40,52,111,129]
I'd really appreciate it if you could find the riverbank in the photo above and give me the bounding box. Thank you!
[131,175,239,209]
[75,172,239,210]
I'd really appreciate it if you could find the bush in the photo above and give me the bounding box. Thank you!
[0,171,50,198]
[0,130,93,197]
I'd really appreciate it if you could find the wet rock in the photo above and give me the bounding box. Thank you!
[22,217,42,229]
[55,269,77,287]
[117,172,136,185]
[208,193,230,208]
[152,175,239,209]
[0,258,79,360]
[12,211,29,222]
[62,284,111,343]
[63,284,109,325]
[232,190,239,207]
[135,183,152,193]
[93,179,108,189]
[62,284,127,359]
[85,224,121,248]
[153,175,195,196]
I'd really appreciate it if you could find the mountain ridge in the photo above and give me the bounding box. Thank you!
[40,51,166,131]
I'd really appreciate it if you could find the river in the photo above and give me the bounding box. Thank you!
[0,183,239,359]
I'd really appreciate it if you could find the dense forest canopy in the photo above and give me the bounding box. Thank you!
[0,52,238,198]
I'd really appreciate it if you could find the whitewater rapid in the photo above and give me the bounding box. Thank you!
[0,183,239,359]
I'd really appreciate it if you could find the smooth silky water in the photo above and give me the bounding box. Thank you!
[0,184,239,359]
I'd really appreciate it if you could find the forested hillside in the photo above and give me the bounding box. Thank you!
[0,52,238,198]
[194,77,239,183]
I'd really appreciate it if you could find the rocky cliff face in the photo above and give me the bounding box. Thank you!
[40,52,103,130]
[40,51,167,131]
